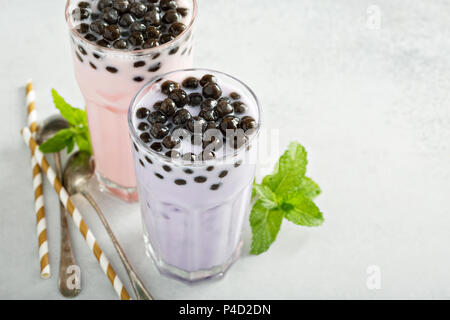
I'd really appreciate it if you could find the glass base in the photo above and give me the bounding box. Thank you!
[143,230,242,282]
[96,172,139,203]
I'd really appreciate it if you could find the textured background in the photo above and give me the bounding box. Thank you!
[1,0,449,299]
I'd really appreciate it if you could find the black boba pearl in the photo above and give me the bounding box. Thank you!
[102,7,119,24]
[97,39,111,48]
[230,135,248,149]
[139,132,152,143]
[200,74,217,87]
[206,121,218,130]
[113,0,130,13]
[159,98,177,116]
[161,80,180,95]
[188,93,203,106]
[150,142,163,152]
[148,111,167,124]
[176,7,189,17]
[150,123,170,139]
[90,20,108,35]
[148,62,161,72]
[234,160,242,167]
[136,107,150,119]
[130,2,148,18]
[103,25,121,41]
[78,45,87,55]
[144,10,161,26]
[200,98,217,111]
[119,13,135,27]
[202,135,222,151]
[76,23,90,34]
[146,3,161,12]
[155,172,164,179]
[162,135,180,149]
[133,142,139,151]
[181,153,197,162]
[210,183,221,191]
[93,52,102,59]
[206,166,214,171]
[199,109,218,121]
[194,176,207,183]
[174,179,187,186]
[169,46,179,55]
[91,12,100,20]
[173,109,192,125]
[78,1,90,9]
[97,0,113,10]
[219,170,228,178]
[72,8,90,20]
[160,0,177,11]
[182,77,199,89]
[137,122,150,131]
[145,156,153,164]
[184,168,193,174]
[75,52,84,63]
[220,116,240,134]
[128,31,145,46]
[145,26,160,39]
[216,100,233,117]
[233,101,247,114]
[186,116,207,133]
[153,101,162,110]
[198,150,215,161]
[162,9,179,24]
[166,150,181,159]
[139,159,145,167]
[230,92,241,100]
[85,33,98,41]
[240,116,258,132]
[113,39,128,49]
[169,23,186,36]
[106,66,118,73]
[89,62,97,69]
[142,39,159,49]
[159,34,174,44]
[162,165,172,172]
[134,61,146,68]
[134,76,144,82]
[218,97,231,104]
[168,89,189,107]
[203,83,222,100]
[130,22,146,32]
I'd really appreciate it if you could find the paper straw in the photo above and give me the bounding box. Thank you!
[21,127,131,300]
[26,79,50,279]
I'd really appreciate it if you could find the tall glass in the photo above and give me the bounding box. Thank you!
[128,69,261,281]
[64,0,197,202]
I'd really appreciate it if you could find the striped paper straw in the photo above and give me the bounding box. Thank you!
[26,79,50,279]
[21,127,131,300]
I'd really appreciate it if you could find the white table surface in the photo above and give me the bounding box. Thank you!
[1,0,449,299]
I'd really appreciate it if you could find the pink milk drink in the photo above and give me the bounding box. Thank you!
[128,69,261,281]
[65,0,197,201]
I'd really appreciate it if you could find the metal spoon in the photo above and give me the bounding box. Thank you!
[63,151,153,300]
[36,115,81,298]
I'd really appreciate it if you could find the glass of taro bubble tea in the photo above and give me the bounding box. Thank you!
[65,0,197,201]
[128,69,261,281]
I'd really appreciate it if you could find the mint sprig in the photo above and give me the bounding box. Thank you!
[250,141,324,255]
[39,89,92,155]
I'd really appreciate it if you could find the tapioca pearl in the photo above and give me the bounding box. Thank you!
[189,93,203,106]
[166,150,181,159]
[218,97,232,104]
[194,176,207,183]
[153,101,162,111]
[119,13,135,27]
[143,39,159,49]
[230,92,241,100]
[145,156,153,164]
[169,23,186,37]
[161,80,179,95]
[148,62,161,72]
[162,165,172,172]
[138,122,149,131]
[75,52,84,63]
[150,123,170,139]
[97,39,111,48]
[92,52,102,59]
[162,9,179,24]
[91,13,100,20]
[207,166,214,172]
[234,160,242,168]
[230,135,248,150]
[199,150,215,161]
[139,132,152,143]
[129,31,145,46]
[146,26,160,39]
[210,183,222,191]
[134,76,145,82]
[168,89,189,107]
[106,66,118,73]
[85,33,98,42]
[104,25,121,41]
[159,98,177,116]
[219,170,228,178]
[155,77,163,83]
[203,83,222,100]
[174,179,187,186]
[72,8,90,21]
[89,62,97,70]
[200,74,217,87]
[113,39,128,49]
[139,159,145,167]
[155,173,164,179]
[102,7,119,24]
[136,107,150,119]
[144,10,161,27]
[152,53,161,60]
[220,116,240,134]
[160,0,177,11]
[162,135,180,149]
[176,7,188,17]
[113,0,130,13]
[78,1,90,9]
[76,23,90,34]
[133,142,139,152]
[169,46,179,55]
[148,111,167,124]
[130,1,148,18]
[90,20,107,35]
[240,116,258,132]
[160,34,174,44]
[150,142,163,152]
[184,168,193,174]
[216,100,233,118]
[97,0,113,11]
[233,101,247,114]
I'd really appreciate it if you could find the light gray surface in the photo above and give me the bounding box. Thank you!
[1,0,449,299]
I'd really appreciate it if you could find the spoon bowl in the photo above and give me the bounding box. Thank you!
[36,114,69,144]
[63,151,95,195]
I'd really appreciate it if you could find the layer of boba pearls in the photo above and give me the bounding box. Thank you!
[69,0,194,84]
[132,73,258,191]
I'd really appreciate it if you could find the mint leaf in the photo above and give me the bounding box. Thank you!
[298,177,321,199]
[250,200,284,255]
[51,89,86,127]
[253,184,278,209]
[39,128,75,153]
[75,131,92,154]
[283,193,324,227]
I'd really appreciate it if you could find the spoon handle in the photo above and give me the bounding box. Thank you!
[82,191,153,300]
[55,152,80,297]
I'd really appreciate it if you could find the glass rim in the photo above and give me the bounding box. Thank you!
[65,0,198,56]
[128,68,262,166]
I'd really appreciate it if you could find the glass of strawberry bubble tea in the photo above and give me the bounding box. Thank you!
[128,69,261,281]
[65,0,197,202]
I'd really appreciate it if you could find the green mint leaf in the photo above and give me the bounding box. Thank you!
[283,192,324,227]
[250,200,284,255]
[75,131,92,154]
[51,89,86,127]
[39,128,75,153]
[66,137,75,154]
[262,141,307,195]
[298,177,321,199]
[253,184,278,209]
